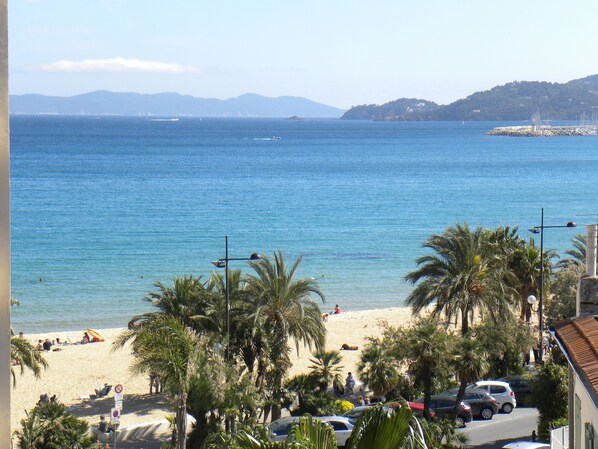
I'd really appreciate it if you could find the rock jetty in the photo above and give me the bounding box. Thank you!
[487,125,598,137]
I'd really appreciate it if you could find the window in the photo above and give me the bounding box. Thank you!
[271,423,292,436]
[330,421,348,431]
[586,422,595,449]
[490,385,506,394]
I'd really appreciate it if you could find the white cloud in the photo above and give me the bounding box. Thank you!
[32,58,201,74]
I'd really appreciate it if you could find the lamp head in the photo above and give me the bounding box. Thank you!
[528,227,540,234]
[527,295,537,306]
[249,253,261,261]
[566,221,576,228]
[211,260,226,268]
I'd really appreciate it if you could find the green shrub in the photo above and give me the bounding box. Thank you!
[538,417,568,442]
[290,392,341,416]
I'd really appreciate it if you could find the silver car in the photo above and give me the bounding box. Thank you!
[269,416,355,447]
[469,380,517,413]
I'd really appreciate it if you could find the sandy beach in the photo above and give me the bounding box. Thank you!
[11,306,416,434]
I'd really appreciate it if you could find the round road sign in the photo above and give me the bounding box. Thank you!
[114,384,123,394]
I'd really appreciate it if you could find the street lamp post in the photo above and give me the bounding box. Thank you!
[212,236,260,359]
[528,208,576,363]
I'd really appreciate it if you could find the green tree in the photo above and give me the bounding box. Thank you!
[10,299,48,385]
[10,332,48,385]
[357,341,400,398]
[510,238,542,322]
[406,224,515,335]
[126,275,220,338]
[244,251,326,420]
[346,406,427,449]
[558,233,586,269]
[286,415,337,448]
[545,264,580,326]
[530,362,568,440]
[14,401,93,449]
[116,316,201,449]
[474,316,533,378]
[391,317,453,419]
[450,336,487,419]
[308,349,343,392]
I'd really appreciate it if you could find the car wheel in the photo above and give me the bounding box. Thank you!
[455,417,465,428]
[502,403,514,414]
[480,407,493,420]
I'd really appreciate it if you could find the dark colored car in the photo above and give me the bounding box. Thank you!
[343,402,436,420]
[414,395,473,427]
[498,375,533,407]
[441,388,499,420]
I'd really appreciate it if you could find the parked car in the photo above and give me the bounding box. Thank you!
[413,395,473,427]
[269,416,354,447]
[440,388,499,420]
[468,380,516,413]
[343,402,435,420]
[498,375,533,407]
[342,404,376,420]
[502,442,550,449]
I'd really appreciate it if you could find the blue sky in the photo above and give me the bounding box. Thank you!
[8,0,598,109]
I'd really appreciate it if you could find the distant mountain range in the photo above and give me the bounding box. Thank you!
[9,91,345,118]
[342,75,598,121]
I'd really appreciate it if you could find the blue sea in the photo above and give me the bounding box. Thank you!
[9,116,598,332]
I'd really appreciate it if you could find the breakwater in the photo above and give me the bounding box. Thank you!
[487,125,598,137]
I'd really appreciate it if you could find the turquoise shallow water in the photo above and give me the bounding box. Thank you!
[9,116,598,332]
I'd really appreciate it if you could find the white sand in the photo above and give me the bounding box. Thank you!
[11,307,416,433]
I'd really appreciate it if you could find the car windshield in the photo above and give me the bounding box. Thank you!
[270,423,292,436]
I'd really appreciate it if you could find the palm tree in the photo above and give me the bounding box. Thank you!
[243,251,326,420]
[308,349,343,392]
[450,336,487,419]
[357,343,400,398]
[9,298,48,384]
[405,223,515,335]
[510,238,542,322]
[558,233,586,269]
[116,315,201,449]
[10,334,48,385]
[126,275,219,336]
[286,415,338,448]
[14,401,93,449]
[346,405,427,449]
[394,317,452,420]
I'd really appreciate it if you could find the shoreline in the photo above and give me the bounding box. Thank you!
[11,306,417,433]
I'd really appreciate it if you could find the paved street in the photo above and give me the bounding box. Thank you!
[460,408,540,448]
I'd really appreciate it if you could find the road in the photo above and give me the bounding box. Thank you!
[460,408,539,448]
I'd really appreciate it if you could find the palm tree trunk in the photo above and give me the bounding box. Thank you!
[423,367,432,420]
[452,378,467,419]
[176,391,188,449]
[461,309,469,336]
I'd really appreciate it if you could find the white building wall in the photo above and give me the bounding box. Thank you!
[572,371,598,448]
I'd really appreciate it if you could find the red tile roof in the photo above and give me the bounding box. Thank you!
[554,316,598,401]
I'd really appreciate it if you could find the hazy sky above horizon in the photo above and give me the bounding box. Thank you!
[9,0,598,109]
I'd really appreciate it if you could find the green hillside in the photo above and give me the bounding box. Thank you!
[341,75,598,121]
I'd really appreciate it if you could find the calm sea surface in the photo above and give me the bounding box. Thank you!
[9,116,598,332]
